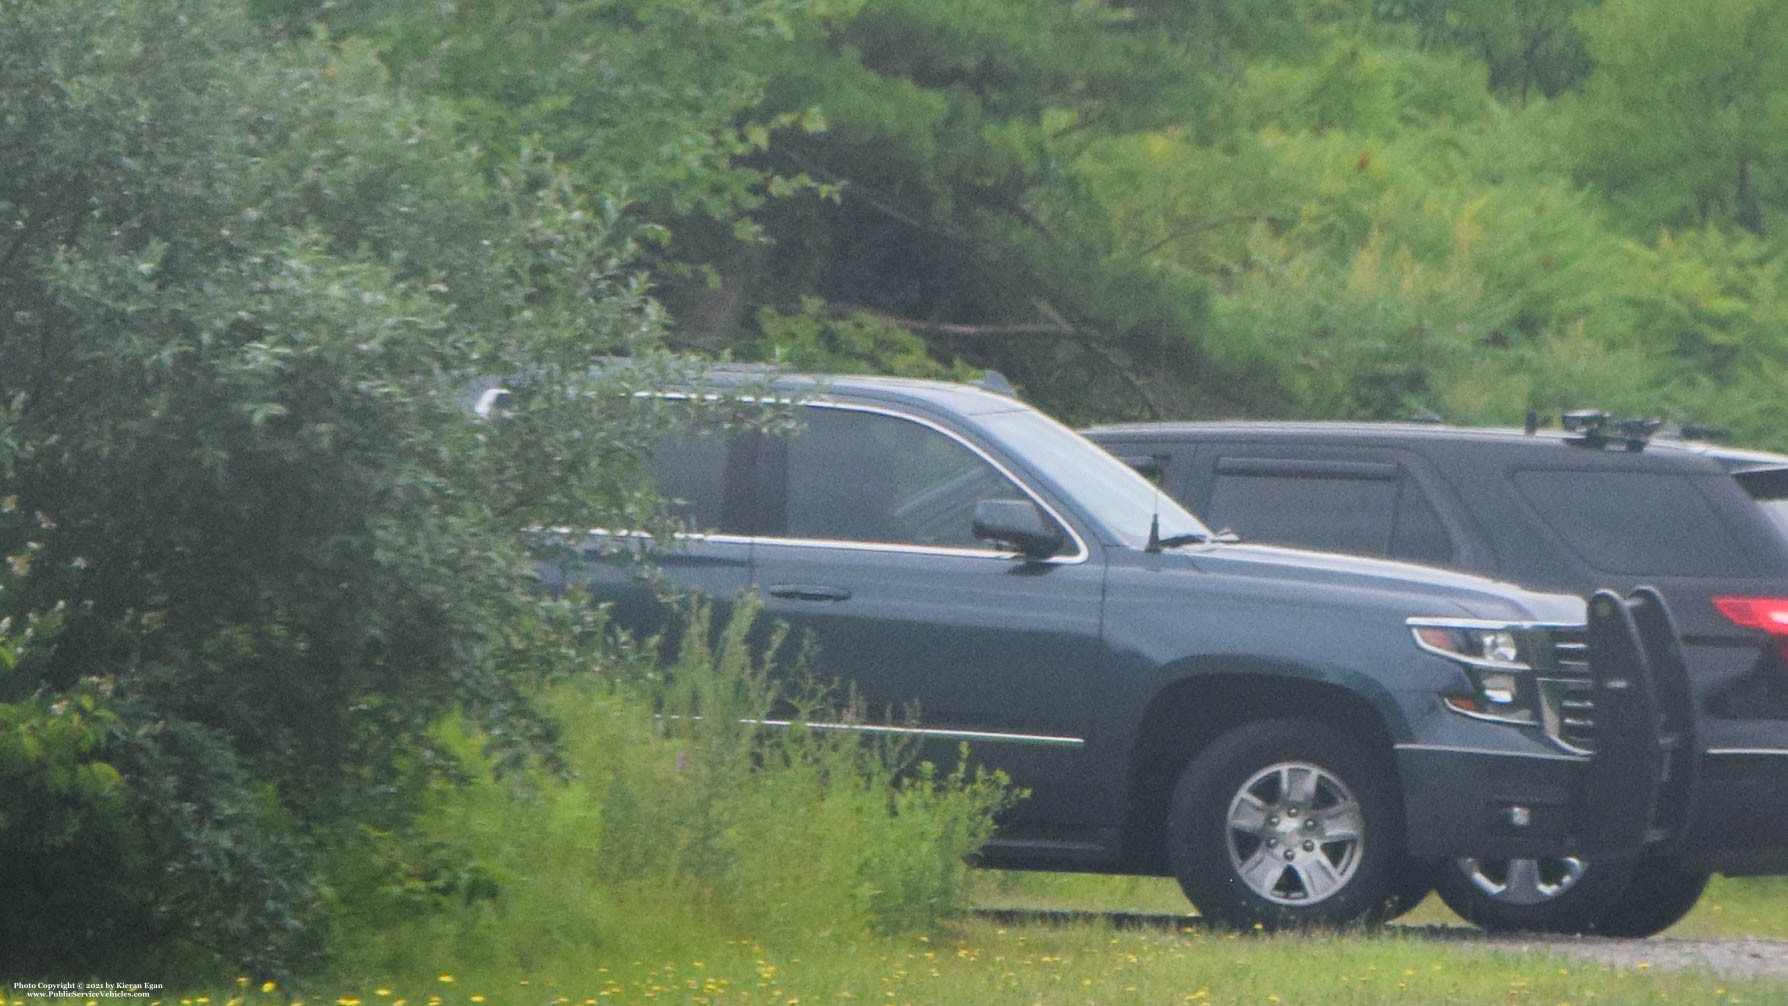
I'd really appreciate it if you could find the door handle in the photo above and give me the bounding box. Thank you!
[766,584,852,602]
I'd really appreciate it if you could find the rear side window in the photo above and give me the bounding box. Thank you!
[1203,457,1454,564]
[648,428,739,533]
[1736,468,1788,544]
[1511,469,1756,577]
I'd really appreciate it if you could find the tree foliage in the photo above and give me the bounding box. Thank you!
[267,0,1788,442]
[0,0,756,977]
[1567,0,1788,236]
[1374,0,1596,100]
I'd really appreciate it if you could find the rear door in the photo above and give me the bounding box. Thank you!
[1184,443,1468,569]
[543,420,755,641]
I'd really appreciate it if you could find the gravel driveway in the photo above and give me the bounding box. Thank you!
[971,908,1788,983]
[1412,928,1788,983]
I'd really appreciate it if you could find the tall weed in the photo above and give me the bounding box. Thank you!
[326,598,1016,983]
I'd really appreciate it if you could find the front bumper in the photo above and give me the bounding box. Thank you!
[1398,742,1605,859]
[1398,588,1690,861]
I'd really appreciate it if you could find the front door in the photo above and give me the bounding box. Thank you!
[748,403,1106,826]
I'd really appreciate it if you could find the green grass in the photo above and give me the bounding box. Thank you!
[153,871,1787,1005]
[181,918,1781,1006]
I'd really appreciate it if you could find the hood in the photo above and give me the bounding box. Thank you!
[1178,541,1588,625]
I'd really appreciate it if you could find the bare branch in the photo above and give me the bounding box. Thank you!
[0,211,44,279]
[1132,213,1291,259]
[827,299,1166,419]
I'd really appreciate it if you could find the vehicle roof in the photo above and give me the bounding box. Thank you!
[702,367,1030,416]
[1084,419,1788,473]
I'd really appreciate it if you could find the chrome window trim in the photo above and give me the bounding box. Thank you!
[747,718,1085,748]
[544,527,755,547]
[546,393,1092,563]
[746,534,1077,563]
[758,399,1093,565]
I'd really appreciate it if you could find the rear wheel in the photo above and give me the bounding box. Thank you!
[1587,854,1711,938]
[1433,852,1709,936]
[1167,719,1402,930]
[1435,856,1627,934]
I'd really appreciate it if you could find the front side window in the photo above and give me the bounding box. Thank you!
[978,409,1210,549]
[768,406,1032,549]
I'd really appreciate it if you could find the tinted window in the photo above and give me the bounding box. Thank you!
[1512,469,1754,576]
[773,406,1027,549]
[1206,470,1397,555]
[1736,468,1788,544]
[648,428,734,533]
[1389,479,1455,566]
[1201,456,1455,564]
[981,412,1209,548]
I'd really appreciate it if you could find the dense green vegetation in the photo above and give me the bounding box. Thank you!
[304,0,1788,434]
[5,0,1788,985]
[326,600,1013,982]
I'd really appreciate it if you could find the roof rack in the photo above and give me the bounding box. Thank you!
[1560,410,1660,452]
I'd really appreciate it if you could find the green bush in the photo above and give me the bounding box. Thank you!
[327,600,1017,984]
[0,0,765,978]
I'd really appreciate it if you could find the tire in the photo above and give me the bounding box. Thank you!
[1433,852,1709,937]
[1166,718,1402,930]
[1381,859,1437,921]
[1587,853,1711,938]
[1434,856,1630,934]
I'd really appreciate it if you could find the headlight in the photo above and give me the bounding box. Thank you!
[1408,618,1537,725]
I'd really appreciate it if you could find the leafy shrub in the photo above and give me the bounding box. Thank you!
[0,0,765,978]
[328,599,1017,982]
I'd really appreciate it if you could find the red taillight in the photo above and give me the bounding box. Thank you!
[1712,596,1788,635]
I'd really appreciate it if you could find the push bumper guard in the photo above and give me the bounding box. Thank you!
[1401,587,1695,861]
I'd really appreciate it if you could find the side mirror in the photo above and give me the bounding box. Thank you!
[972,499,1066,559]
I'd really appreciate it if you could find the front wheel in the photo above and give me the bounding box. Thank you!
[1166,719,1403,930]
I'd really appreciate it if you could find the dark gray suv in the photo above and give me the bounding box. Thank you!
[534,376,1686,931]
[1087,416,1788,935]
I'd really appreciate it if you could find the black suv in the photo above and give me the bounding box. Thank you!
[1086,415,1788,935]
[533,376,1687,931]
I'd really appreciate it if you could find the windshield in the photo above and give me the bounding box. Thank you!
[979,408,1212,550]
[1737,467,1788,543]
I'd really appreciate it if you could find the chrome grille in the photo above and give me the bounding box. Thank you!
[1539,627,1596,753]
